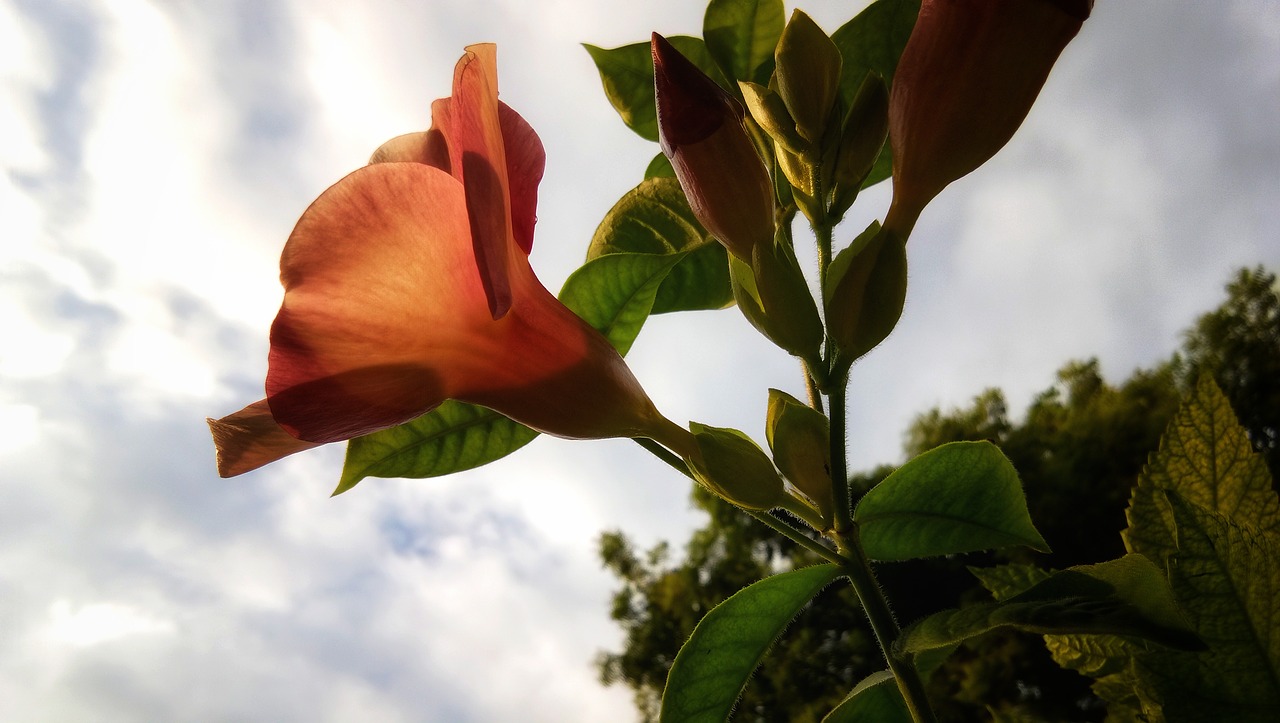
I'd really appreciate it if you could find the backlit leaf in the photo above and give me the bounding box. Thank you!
[660,564,843,723]
[585,37,729,142]
[821,670,911,723]
[703,0,784,85]
[855,441,1049,560]
[587,177,733,313]
[337,402,537,494]
[896,556,1202,656]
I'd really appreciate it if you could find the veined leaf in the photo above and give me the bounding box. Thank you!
[587,177,733,313]
[703,0,784,85]
[585,37,729,142]
[896,556,1202,656]
[1133,494,1280,721]
[821,670,911,723]
[337,402,537,494]
[1125,375,1280,563]
[660,564,843,723]
[855,441,1049,561]
[559,252,685,355]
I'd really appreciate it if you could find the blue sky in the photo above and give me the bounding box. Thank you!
[1,1,1277,720]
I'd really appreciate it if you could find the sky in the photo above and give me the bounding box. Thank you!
[1,0,1277,720]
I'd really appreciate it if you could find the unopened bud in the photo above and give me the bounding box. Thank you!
[774,11,842,145]
[730,228,824,360]
[766,389,833,522]
[825,222,908,368]
[886,0,1091,238]
[653,33,775,261]
[688,423,787,511]
[827,73,889,220]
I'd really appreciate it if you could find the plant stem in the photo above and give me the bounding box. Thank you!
[632,438,846,567]
[827,379,937,722]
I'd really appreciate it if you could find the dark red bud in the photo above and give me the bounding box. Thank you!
[651,33,743,155]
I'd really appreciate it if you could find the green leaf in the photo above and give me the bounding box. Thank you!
[660,564,843,723]
[830,0,919,188]
[831,0,918,105]
[703,0,784,85]
[1133,494,1280,720]
[559,252,685,356]
[821,670,911,723]
[896,556,1204,656]
[585,37,729,142]
[337,402,538,494]
[854,441,1049,560]
[970,563,1054,602]
[1125,376,1280,564]
[587,177,733,313]
[644,152,675,179]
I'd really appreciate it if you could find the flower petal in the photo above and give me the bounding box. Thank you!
[368,130,450,171]
[267,162,486,443]
[208,399,321,477]
[496,102,544,254]
[449,43,519,320]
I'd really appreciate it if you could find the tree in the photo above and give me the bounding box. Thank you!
[596,265,1280,721]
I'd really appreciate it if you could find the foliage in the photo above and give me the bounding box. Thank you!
[598,267,1280,721]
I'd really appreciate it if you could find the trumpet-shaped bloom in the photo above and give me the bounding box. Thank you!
[885,0,1092,238]
[652,34,775,261]
[210,44,692,477]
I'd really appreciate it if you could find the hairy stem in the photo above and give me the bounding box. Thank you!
[827,379,937,722]
[632,438,846,567]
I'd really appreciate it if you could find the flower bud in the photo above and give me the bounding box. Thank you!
[774,10,842,146]
[766,389,833,523]
[824,222,908,368]
[886,0,1092,238]
[688,423,787,511]
[652,33,775,261]
[827,72,889,220]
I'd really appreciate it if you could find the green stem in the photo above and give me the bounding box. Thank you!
[632,438,846,567]
[826,379,937,722]
[837,531,937,723]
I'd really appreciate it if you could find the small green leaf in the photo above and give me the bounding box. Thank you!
[821,670,911,723]
[644,152,675,179]
[585,37,729,142]
[558,252,685,356]
[338,402,538,494]
[896,556,1204,656]
[703,0,784,85]
[660,564,843,723]
[854,441,1049,560]
[830,0,919,187]
[587,177,733,313]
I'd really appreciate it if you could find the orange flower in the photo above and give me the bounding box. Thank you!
[210,45,692,477]
[885,0,1091,238]
[651,34,774,261]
